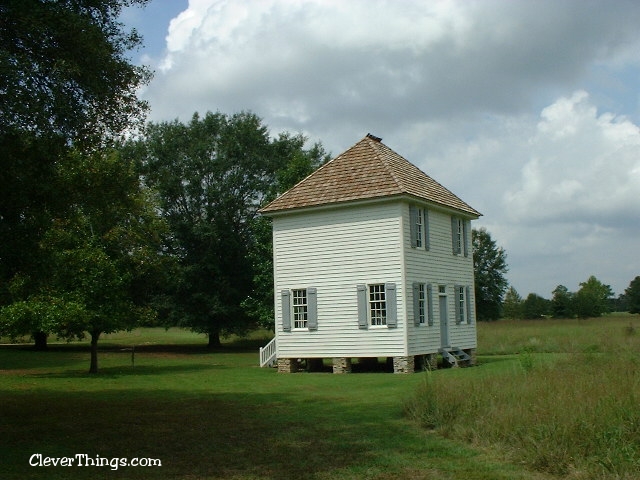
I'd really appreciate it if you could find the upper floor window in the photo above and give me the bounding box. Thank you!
[451,217,468,256]
[410,205,429,250]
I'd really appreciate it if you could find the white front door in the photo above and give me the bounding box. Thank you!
[439,294,449,348]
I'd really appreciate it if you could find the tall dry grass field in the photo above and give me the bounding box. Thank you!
[405,314,640,479]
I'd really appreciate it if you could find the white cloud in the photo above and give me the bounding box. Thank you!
[505,91,640,226]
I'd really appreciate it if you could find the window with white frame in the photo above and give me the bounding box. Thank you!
[292,289,308,329]
[369,284,387,326]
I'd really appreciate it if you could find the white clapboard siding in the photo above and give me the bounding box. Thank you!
[273,202,407,358]
[402,205,477,355]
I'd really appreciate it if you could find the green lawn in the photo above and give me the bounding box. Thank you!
[0,328,555,480]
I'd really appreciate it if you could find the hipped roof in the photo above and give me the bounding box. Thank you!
[259,134,481,217]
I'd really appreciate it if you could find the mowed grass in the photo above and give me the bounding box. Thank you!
[406,314,640,479]
[0,328,546,480]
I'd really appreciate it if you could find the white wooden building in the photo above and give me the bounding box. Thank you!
[259,134,482,373]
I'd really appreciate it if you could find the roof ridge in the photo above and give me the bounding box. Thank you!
[368,137,405,192]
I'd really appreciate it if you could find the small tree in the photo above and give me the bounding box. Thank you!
[574,275,613,318]
[472,228,508,321]
[0,150,166,373]
[522,293,550,319]
[624,276,640,314]
[502,286,523,319]
[551,285,575,318]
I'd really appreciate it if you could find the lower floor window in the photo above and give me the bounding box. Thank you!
[369,284,387,326]
[292,289,308,329]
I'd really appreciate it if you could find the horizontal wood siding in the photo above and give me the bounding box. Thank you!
[273,202,406,358]
[403,205,478,355]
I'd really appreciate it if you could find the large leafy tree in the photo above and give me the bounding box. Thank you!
[132,112,273,346]
[130,113,328,343]
[0,149,166,372]
[472,228,508,321]
[0,0,151,348]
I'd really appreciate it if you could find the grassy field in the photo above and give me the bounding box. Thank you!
[1,316,638,479]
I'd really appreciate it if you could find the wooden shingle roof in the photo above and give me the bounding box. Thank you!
[259,134,481,217]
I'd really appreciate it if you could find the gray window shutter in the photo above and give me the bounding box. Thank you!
[451,217,458,254]
[412,282,420,327]
[465,286,472,324]
[424,209,430,250]
[454,285,462,324]
[463,220,469,257]
[357,284,368,329]
[409,205,417,248]
[307,287,318,330]
[386,282,397,328]
[427,283,434,326]
[281,290,291,332]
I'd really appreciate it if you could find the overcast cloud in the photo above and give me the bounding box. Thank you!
[124,0,640,297]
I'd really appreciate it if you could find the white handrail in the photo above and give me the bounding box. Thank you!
[259,337,277,367]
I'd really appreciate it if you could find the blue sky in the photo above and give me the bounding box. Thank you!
[120,0,640,298]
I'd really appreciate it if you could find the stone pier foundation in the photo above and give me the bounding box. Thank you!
[393,355,415,374]
[332,357,352,374]
[277,358,300,373]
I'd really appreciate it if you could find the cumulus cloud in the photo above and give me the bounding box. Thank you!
[505,91,640,226]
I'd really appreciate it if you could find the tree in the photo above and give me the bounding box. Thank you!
[624,276,640,314]
[1,0,152,348]
[574,275,613,318]
[0,0,150,145]
[472,228,508,321]
[522,293,550,319]
[0,149,166,372]
[502,286,523,319]
[551,285,575,318]
[131,112,277,347]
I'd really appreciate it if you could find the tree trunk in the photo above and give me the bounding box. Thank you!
[89,330,101,374]
[208,330,221,349]
[33,331,48,350]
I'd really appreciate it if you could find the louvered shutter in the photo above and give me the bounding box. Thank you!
[357,285,368,329]
[465,286,472,324]
[427,284,434,326]
[281,290,291,332]
[412,282,420,327]
[424,209,430,250]
[409,205,418,248]
[451,217,459,254]
[454,285,462,324]
[463,220,469,257]
[386,283,397,328]
[307,287,318,330]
